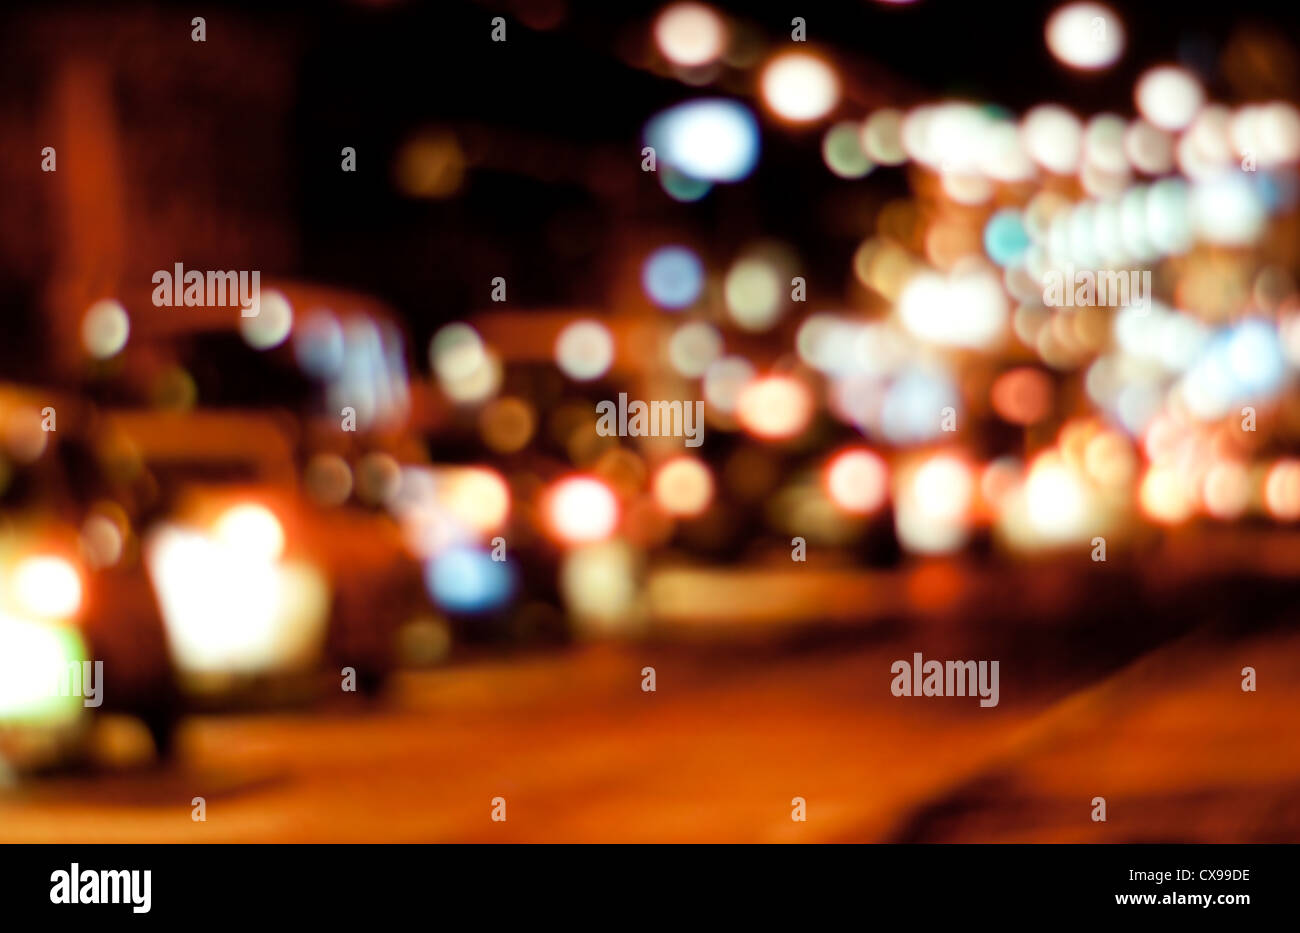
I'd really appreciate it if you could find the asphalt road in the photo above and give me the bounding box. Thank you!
[2,618,1295,843]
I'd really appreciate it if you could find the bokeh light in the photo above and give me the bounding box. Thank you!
[667,321,723,378]
[895,453,975,554]
[555,319,615,380]
[294,309,346,379]
[760,52,840,123]
[394,131,465,198]
[898,266,1008,349]
[81,299,129,360]
[824,448,889,515]
[0,616,87,725]
[12,556,82,620]
[239,288,294,350]
[545,476,620,544]
[1021,105,1083,175]
[644,99,759,182]
[439,466,510,533]
[652,456,714,516]
[991,367,1053,425]
[822,121,873,178]
[1022,453,1090,544]
[81,512,125,569]
[736,375,814,440]
[1140,465,1196,525]
[304,453,354,507]
[724,256,784,331]
[703,355,755,413]
[431,322,502,403]
[1136,66,1204,132]
[1265,459,1300,520]
[861,109,907,165]
[480,396,537,452]
[983,209,1032,267]
[643,245,705,310]
[561,542,641,634]
[213,504,285,563]
[424,547,516,614]
[654,3,727,68]
[1045,2,1125,71]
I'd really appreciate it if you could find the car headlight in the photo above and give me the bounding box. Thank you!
[11,556,82,621]
[212,503,285,562]
[0,612,88,725]
[144,507,329,679]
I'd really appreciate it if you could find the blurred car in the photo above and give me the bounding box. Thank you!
[0,385,177,771]
[103,407,427,703]
[66,278,439,697]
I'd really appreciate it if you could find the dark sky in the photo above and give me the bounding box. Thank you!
[3,0,1298,367]
[286,0,1300,333]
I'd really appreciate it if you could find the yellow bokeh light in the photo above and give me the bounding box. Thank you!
[440,466,511,533]
[1264,460,1300,521]
[736,375,813,440]
[1140,465,1195,525]
[652,456,714,517]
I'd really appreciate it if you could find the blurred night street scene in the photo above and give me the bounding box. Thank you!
[2,0,1300,845]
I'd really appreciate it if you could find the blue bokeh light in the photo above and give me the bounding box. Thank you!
[880,367,961,444]
[644,98,759,184]
[424,547,516,614]
[983,209,1032,267]
[643,246,705,310]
